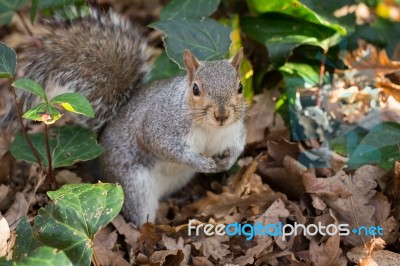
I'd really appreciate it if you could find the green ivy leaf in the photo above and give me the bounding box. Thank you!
[12,79,47,101]
[50,93,94,118]
[246,0,346,35]
[32,183,124,266]
[347,122,400,170]
[150,17,231,68]
[10,125,104,168]
[0,42,16,78]
[39,0,84,9]
[241,14,341,68]
[145,51,186,83]
[30,0,39,23]
[22,103,62,124]
[17,247,71,266]
[0,0,28,25]
[160,0,220,20]
[13,217,42,261]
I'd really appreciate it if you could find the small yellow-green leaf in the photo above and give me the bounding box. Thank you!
[50,93,94,118]
[22,103,62,124]
[13,79,47,101]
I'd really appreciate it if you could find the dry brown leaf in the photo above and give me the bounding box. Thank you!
[302,169,352,201]
[192,235,230,261]
[370,192,398,244]
[309,233,347,266]
[148,249,184,266]
[392,161,400,198]
[230,154,268,195]
[111,215,140,247]
[246,90,285,144]
[267,139,299,166]
[348,238,400,266]
[254,199,289,226]
[0,185,10,211]
[0,215,10,257]
[233,237,273,266]
[139,222,161,255]
[342,42,400,78]
[192,256,214,266]
[377,76,400,102]
[4,192,28,230]
[55,170,82,185]
[161,235,190,265]
[258,155,306,200]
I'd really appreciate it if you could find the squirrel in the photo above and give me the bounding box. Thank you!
[1,9,247,226]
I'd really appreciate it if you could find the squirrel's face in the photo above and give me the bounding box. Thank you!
[184,49,246,128]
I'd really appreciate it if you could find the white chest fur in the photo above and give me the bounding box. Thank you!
[187,121,244,156]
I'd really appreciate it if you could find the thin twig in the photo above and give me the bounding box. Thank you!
[44,124,53,182]
[16,10,33,37]
[11,83,43,167]
[25,167,46,215]
[92,248,100,266]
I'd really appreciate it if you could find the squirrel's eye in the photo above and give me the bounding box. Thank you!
[238,82,243,94]
[193,83,200,96]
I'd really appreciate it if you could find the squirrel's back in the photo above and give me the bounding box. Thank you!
[2,9,150,133]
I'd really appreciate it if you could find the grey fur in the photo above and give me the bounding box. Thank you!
[0,10,247,226]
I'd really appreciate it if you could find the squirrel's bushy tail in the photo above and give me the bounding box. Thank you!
[0,8,151,135]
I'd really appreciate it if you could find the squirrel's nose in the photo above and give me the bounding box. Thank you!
[214,111,230,123]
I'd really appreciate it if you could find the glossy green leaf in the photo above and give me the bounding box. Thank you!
[241,14,341,67]
[150,17,231,68]
[33,183,124,266]
[11,125,104,168]
[160,0,220,20]
[39,0,83,9]
[18,247,71,266]
[347,122,400,170]
[0,42,16,78]
[50,93,94,118]
[145,51,186,83]
[22,103,62,124]
[13,217,42,261]
[12,79,47,101]
[0,0,27,25]
[30,0,39,23]
[246,0,346,35]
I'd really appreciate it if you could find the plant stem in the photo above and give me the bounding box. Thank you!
[44,124,53,182]
[11,84,43,167]
[316,50,327,108]
[16,10,33,37]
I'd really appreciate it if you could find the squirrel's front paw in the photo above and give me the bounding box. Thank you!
[212,149,234,171]
[197,157,219,173]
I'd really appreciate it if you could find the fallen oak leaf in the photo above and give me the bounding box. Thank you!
[149,249,184,266]
[193,235,230,261]
[138,222,161,256]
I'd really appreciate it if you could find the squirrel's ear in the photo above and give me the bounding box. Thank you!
[229,47,244,74]
[183,49,199,84]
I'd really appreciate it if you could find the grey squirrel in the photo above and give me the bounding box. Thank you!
[1,9,246,226]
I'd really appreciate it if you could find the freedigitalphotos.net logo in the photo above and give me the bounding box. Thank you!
[188,220,383,241]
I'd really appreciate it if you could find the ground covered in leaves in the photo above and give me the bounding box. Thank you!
[1,0,400,265]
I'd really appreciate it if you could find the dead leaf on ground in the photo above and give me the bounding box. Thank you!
[55,170,82,185]
[149,249,184,266]
[0,215,10,257]
[233,236,273,266]
[348,238,400,266]
[4,192,28,230]
[161,234,190,265]
[192,235,230,261]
